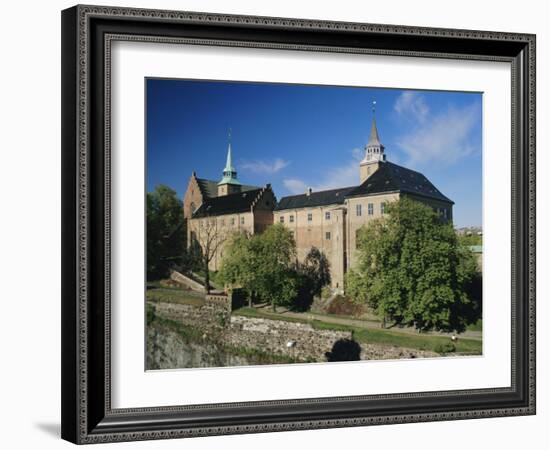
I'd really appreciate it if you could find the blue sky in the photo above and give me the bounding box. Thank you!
[146,79,482,228]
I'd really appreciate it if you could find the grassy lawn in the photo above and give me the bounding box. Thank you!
[234,306,482,355]
[467,319,483,332]
[146,286,205,307]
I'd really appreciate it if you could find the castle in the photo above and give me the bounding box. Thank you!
[183,117,453,290]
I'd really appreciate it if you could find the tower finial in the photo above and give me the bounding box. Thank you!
[372,100,376,115]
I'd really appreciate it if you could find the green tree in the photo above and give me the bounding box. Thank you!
[218,231,257,306]
[346,197,479,332]
[457,233,483,246]
[291,247,332,311]
[146,185,185,281]
[218,224,298,311]
[301,247,332,297]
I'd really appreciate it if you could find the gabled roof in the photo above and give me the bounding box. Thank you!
[192,187,272,218]
[346,161,453,203]
[196,178,259,199]
[275,161,452,211]
[196,178,218,199]
[275,186,356,211]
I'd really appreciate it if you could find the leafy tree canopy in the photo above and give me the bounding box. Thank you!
[147,185,185,280]
[219,224,298,310]
[345,197,479,332]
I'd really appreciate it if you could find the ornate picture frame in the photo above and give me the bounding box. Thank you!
[61,5,536,444]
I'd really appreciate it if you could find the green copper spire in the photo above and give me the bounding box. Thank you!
[218,142,241,186]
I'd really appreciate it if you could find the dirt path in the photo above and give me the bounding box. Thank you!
[254,305,482,341]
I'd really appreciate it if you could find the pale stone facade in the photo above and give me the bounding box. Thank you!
[276,202,347,289]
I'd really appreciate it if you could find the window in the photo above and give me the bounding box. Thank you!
[325,211,331,220]
[240,217,245,225]
[368,203,374,215]
[290,215,294,223]
[307,213,312,222]
[230,217,235,225]
[280,216,284,223]
[325,232,331,240]
[381,202,386,214]
[443,208,448,219]
[356,204,362,217]
[220,219,225,226]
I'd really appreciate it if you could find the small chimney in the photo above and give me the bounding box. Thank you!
[306,187,313,196]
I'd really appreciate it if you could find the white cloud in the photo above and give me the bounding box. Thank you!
[282,148,362,195]
[394,91,430,123]
[240,158,290,174]
[396,103,479,167]
[283,178,308,194]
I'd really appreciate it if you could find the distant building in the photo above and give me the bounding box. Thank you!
[468,245,483,270]
[183,114,454,290]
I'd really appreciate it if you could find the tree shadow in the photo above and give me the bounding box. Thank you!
[325,338,362,362]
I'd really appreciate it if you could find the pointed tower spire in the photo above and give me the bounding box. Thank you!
[218,128,241,196]
[224,142,235,173]
[367,117,381,147]
[359,101,386,183]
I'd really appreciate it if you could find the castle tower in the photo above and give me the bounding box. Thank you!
[359,103,386,184]
[217,139,242,196]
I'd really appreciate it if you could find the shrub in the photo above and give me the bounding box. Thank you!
[434,342,456,354]
[326,295,365,317]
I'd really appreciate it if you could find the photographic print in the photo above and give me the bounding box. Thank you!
[145,79,483,370]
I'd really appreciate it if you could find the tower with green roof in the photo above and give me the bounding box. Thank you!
[217,141,242,196]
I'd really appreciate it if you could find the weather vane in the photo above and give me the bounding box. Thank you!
[372,100,377,115]
[228,127,232,143]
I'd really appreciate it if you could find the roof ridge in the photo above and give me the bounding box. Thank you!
[279,185,357,200]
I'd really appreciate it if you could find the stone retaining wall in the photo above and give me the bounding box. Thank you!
[227,316,351,361]
[151,294,230,331]
[150,294,438,362]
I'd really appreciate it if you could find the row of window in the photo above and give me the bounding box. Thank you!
[356,202,386,217]
[199,216,245,227]
[279,202,388,224]
[280,210,333,224]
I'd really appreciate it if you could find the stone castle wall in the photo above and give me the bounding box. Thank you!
[151,293,231,331]
[150,293,352,362]
[227,315,351,361]
[149,293,437,363]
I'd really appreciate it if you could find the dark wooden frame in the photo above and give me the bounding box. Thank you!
[61,4,536,444]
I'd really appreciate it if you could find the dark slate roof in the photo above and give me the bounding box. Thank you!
[346,162,453,203]
[275,186,356,211]
[196,178,218,199]
[192,188,266,218]
[196,178,259,199]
